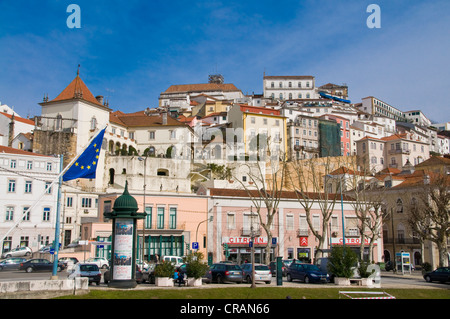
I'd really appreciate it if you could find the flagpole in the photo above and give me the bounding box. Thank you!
[51,154,63,279]
[0,125,108,251]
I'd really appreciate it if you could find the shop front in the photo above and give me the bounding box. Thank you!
[222,237,274,264]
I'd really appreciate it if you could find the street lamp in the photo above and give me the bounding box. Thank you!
[138,155,148,265]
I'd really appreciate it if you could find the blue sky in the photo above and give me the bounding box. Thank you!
[0,0,449,123]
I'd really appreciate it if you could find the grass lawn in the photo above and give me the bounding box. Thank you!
[56,287,450,299]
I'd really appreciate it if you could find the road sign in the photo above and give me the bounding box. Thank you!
[192,242,199,250]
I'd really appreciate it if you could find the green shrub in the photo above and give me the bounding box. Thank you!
[183,251,209,279]
[154,260,175,278]
[328,246,358,278]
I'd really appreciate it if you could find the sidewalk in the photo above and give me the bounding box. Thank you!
[380,269,423,280]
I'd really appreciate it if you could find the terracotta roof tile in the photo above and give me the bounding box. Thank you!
[0,112,34,126]
[0,145,51,157]
[49,75,104,107]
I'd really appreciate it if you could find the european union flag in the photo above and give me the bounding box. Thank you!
[63,127,106,181]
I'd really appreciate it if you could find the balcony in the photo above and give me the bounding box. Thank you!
[388,149,410,155]
[241,227,262,237]
[297,229,310,237]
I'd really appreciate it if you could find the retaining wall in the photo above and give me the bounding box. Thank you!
[0,278,89,299]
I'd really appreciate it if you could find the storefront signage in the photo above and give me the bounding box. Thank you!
[331,237,377,245]
[223,237,268,245]
[299,237,308,246]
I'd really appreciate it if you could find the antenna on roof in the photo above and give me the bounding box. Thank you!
[77,64,80,76]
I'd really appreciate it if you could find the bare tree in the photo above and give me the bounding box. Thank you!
[288,156,351,261]
[404,173,450,267]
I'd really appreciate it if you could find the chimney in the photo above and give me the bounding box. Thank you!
[96,95,104,105]
[162,111,167,125]
[8,114,14,147]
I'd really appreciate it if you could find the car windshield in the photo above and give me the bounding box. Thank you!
[255,265,269,270]
[80,265,99,271]
[303,264,320,272]
[226,265,241,270]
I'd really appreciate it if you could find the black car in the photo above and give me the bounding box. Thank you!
[208,263,243,284]
[19,258,65,273]
[0,258,26,271]
[423,267,450,283]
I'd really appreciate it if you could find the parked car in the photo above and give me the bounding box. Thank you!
[287,263,329,283]
[85,257,109,269]
[315,257,359,282]
[19,258,65,273]
[423,267,450,283]
[241,263,271,284]
[0,258,27,271]
[104,265,144,284]
[161,256,184,267]
[68,263,102,285]
[269,261,288,277]
[385,260,394,271]
[208,263,243,284]
[58,257,79,267]
[1,246,32,259]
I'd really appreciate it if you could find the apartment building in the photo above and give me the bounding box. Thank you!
[263,75,317,101]
[227,104,287,160]
[359,96,406,122]
[0,146,61,254]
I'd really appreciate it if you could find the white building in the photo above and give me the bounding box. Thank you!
[263,75,318,101]
[359,96,406,122]
[0,112,35,147]
[0,146,61,254]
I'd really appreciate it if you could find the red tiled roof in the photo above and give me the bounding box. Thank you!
[49,75,104,107]
[109,111,187,128]
[0,145,51,157]
[0,112,34,126]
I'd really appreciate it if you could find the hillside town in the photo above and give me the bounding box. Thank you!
[1,71,449,272]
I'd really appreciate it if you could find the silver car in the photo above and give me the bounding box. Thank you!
[1,246,32,259]
[241,263,272,284]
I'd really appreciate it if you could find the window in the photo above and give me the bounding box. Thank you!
[25,181,32,193]
[149,131,155,140]
[90,117,97,130]
[157,207,164,229]
[169,207,177,229]
[263,118,267,125]
[227,213,235,229]
[6,206,14,221]
[67,197,73,207]
[82,198,92,208]
[312,215,320,230]
[251,117,255,124]
[286,215,294,231]
[43,207,51,221]
[22,206,30,221]
[8,179,16,193]
[45,182,52,194]
[10,160,16,169]
[145,206,152,229]
[27,161,33,170]
[396,198,403,213]
[170,130,176,139]
[46,162,53,171]
[129,132,135,140]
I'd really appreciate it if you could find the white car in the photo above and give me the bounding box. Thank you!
[1,246,32,259]
[241,263,272,284]
[85,257,109,269]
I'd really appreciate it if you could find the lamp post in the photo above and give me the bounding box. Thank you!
[138,155,148,265]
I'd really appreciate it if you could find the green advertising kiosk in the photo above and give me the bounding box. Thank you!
[104,181,146,288]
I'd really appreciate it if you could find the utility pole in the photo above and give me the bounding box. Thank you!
[250,206,256,289]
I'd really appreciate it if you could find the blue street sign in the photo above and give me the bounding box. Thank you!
[249,241,253,248]
[50,248,55,255]
[272,237,277,245]
[192,242,199,250]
